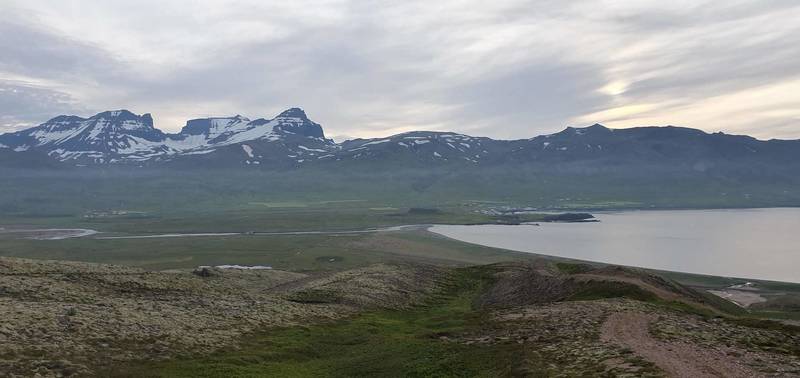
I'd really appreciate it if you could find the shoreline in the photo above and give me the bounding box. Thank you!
[424,221,800,286]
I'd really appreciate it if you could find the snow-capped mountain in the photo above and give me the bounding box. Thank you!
[1,107,799,173]
[164,108,336,167]
[0,110,170,163]
[0,108,334,165]
[173,108,328,151]
[339,132,500,164]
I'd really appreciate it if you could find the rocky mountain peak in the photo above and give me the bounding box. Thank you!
[88,109,152,127]
[276,108,308,119]
[270,108,325,139]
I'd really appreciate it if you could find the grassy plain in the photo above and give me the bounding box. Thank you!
[2,168,798,220]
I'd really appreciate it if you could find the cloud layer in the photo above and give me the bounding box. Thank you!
[1,0,799,139]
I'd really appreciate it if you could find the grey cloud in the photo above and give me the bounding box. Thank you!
[609,1,800,33]
[0,19,121,81]
[0,81,89,131]
[448,63,610,138]
[0,1,799,139]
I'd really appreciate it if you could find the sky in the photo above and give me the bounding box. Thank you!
[1,0,800,141]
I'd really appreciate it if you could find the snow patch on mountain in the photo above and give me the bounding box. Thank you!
[241,144,254,158]
[297,145,327,152]
[182,149,217,155]
[360,139,391,146]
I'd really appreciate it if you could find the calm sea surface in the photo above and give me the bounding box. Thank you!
[429,208,800,283]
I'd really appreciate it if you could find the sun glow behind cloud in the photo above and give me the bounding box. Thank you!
[590,78,800,138]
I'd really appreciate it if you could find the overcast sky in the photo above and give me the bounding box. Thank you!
[1,0,799,140]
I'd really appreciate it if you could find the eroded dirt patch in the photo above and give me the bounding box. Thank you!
[602,312,755,377]
[458,299,663,376]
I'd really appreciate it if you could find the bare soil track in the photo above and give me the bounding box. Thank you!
[601,312,756,378]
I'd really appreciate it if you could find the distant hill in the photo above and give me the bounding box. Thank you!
[1,108,799,214]
[1,108,798,176]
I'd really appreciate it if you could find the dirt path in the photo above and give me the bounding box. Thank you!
[601,312,757,378]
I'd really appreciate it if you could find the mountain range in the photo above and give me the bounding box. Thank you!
[1,108,799,174]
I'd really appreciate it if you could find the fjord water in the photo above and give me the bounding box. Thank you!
[430,208,800,283]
